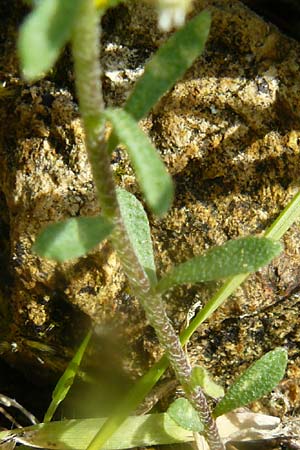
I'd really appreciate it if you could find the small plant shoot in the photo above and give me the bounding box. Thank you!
[191,366,224,399]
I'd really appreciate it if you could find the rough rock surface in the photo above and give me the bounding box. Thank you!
[1,0,300,418]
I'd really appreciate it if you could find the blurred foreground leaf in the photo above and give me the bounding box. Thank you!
[19,0,82,80]
[0,413,193,450]
[33,216,113,262]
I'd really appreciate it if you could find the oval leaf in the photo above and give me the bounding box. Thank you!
[117,188,157,284]
[18,0,83,81]
[213,348,288,418]
[32,216,113,262]
[156,237,282,293]
[104,108,174,216]
[191,366,224,399]
[167,398,204,433]
[125,10,211,121]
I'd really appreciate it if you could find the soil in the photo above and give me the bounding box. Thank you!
[0,0,300,439]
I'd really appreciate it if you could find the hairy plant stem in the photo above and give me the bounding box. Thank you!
[71,2,224,449]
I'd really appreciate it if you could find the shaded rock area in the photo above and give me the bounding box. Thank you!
[0,0,300,423]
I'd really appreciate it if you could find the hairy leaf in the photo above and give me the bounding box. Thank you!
[156,237,282,293]
[125,10,211,121]
[213,348,288,417]
[33,216,113,262]
[104,108,174,216]
[117,188,156,284]
[19,0,82,81]
[167,398,204,433]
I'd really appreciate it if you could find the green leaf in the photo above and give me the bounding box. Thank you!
[213,348,288,418]
[32,216,113,262]
[44,331,92,422]
[191,366,224,399]
[156,237,282,293]
[167,398,204,433]
[18,0,83,81]
[117,188,157,284]
[125,10,211,121]
[0,413,194,449]
[104,108,174,216]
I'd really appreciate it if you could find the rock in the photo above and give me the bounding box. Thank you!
[0,0,300,418]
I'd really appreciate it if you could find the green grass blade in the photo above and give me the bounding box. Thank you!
[213,348,288,418]
[44,331,92,422]
[125,10,211,121]
[0,414,193,450]
[117,188,157,284]
[32,216,113,262]
[18,0,83,81]
[156,237,282,293]
[104,108,174,216]
[87,190,300,450]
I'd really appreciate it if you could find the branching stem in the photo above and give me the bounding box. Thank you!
[71,2,224,449]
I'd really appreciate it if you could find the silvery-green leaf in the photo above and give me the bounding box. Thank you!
[19,0,82,81]
[33,216,113,262]
[167,398,204,433]
[125,10,211,121]
[117,188,157,284]
[156,237,282,293]
[213,348,288,417]
[104,108,173,216]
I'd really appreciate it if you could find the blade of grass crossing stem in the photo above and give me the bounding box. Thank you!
[18,0,83,81]
[44,331,92,422]
[104,108,173,216]
[125,10,211,121]
[87,191,300,450]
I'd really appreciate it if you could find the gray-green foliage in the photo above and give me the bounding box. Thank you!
[19,0,83,81]
[156,237,282,293]
[16,0,289,448]
[32,216,113,262]
[104,108,174,216]
[213,348,288,417]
